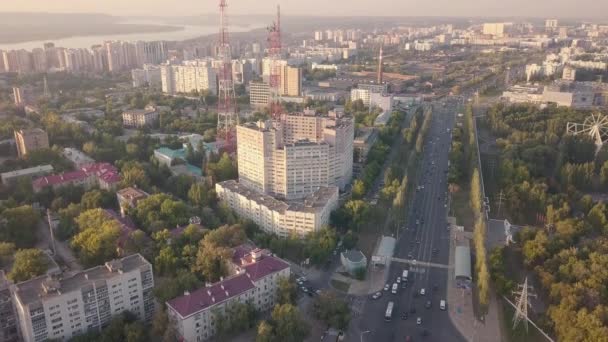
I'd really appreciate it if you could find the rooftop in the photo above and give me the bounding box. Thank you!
[32,162,120,189]
[218,180,337,214]
[167,246,289,318]
[341,249,366,263]
[1,164,53,179]
[13,254,150,307]
[117,187,149,202]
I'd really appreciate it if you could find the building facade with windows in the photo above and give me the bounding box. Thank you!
[14,129,49,158]
[166,246,289,342]
[11,254,154,342]
[122,105,159,128]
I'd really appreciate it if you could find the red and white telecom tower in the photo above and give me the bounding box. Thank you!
[217,0,237,148]
[267,5,282,119]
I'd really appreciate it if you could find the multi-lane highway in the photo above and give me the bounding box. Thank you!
[356,97,466,342]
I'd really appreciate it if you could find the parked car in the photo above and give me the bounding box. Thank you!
[372,292,382,300]
[416,317,422,325]
[384,283,390,291]
[420,288,426,296]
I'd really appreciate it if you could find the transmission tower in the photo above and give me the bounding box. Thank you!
[512,277,536,332]
[43,75,50,98]
[377,44,384,85]
[217,0,237,149]
[267,5,282,119]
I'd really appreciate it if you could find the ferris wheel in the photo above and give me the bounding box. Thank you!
[566,113,608,153]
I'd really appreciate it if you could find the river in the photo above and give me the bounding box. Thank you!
[0,20,261,51]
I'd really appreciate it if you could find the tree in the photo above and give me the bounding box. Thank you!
[351,179,366,200]
[8,249,48,282]
[269,304,310,342]
[0,242,15,265]
[120,162,150,190]
[256,320,275,342]
[312,291,351,330]
[342,230,358,250]
[188,182,215,207]
[71,209,121,266]
[193,225,246,282]
[277,277,297,305]
[206,153,237,182]
[0,205,40,247]
[153,269,202,303]
[81,189,115,210]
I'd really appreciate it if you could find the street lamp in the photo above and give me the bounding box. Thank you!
[360,330,371,342]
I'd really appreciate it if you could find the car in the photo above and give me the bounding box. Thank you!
[407,252,413,259]
[372,292,382,300]
[401,282,407,289]
[301,286,308,293]
[316,289,322,295]
[384,284,390,291]
[300,276,307,282]
[401,312,409,320]
[420,288,426,296]
[396,276,401,284]
[412,259,417,265]
[440,300,447,310]
[297,279,303,285]
[425,300,432,309]
[416,317,422,325]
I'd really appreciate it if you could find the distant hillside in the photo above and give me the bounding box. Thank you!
[0,12,181,44]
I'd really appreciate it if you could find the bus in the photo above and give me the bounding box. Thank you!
[385,301,394,322]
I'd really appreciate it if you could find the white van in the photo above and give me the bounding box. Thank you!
[440,300,446,311]
[402,270,409,280]
[391,283,398,294]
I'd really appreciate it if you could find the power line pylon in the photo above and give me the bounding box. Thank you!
[217,0,237,149]
[267,5,282,119]
[512,277,536,332]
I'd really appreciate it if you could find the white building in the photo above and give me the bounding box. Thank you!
[236,113,354,199]
[122,105,160,128]
[249,81,271,107]
[62,148,95,168]
[12,254,154,342]
[167,245,290,342]
[216,180,338,237]
[1,165,53,186]
[131,64,162,88]
[160,61,217,95]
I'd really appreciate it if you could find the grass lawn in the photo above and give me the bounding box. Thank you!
[330,279,351,293]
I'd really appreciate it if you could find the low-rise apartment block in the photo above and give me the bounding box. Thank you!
[216,180,338,237]
[166,245,289,342]
[32,163,121,193]
[12,254,154,342]
[0,165,53,186]
[122,105,160,128]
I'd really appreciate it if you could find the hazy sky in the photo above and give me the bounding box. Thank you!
[2,0,608,18]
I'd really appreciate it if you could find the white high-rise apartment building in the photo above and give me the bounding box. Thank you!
[236,112,353,200]
[160,61,217,95]
[12,254,154,342]
[482,23,505,37]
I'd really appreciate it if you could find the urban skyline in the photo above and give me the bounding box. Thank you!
[2,0,608,18]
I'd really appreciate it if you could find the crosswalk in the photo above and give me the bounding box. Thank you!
[390,256,451,269]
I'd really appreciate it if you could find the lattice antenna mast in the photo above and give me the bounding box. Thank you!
[268,5,283,119]
[512,277,536,332]
[377,44,384,85]
[217,0,237,146]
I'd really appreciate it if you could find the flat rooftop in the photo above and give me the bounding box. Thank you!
[13,254,150,307]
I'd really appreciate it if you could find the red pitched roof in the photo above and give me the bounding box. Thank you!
[167,274,255,318]
[32,162,120,190]
[243,255,289,282]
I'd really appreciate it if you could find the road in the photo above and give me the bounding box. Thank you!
[355,97,466,342]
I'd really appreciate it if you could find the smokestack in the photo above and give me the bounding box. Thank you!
[377,45,383,85]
